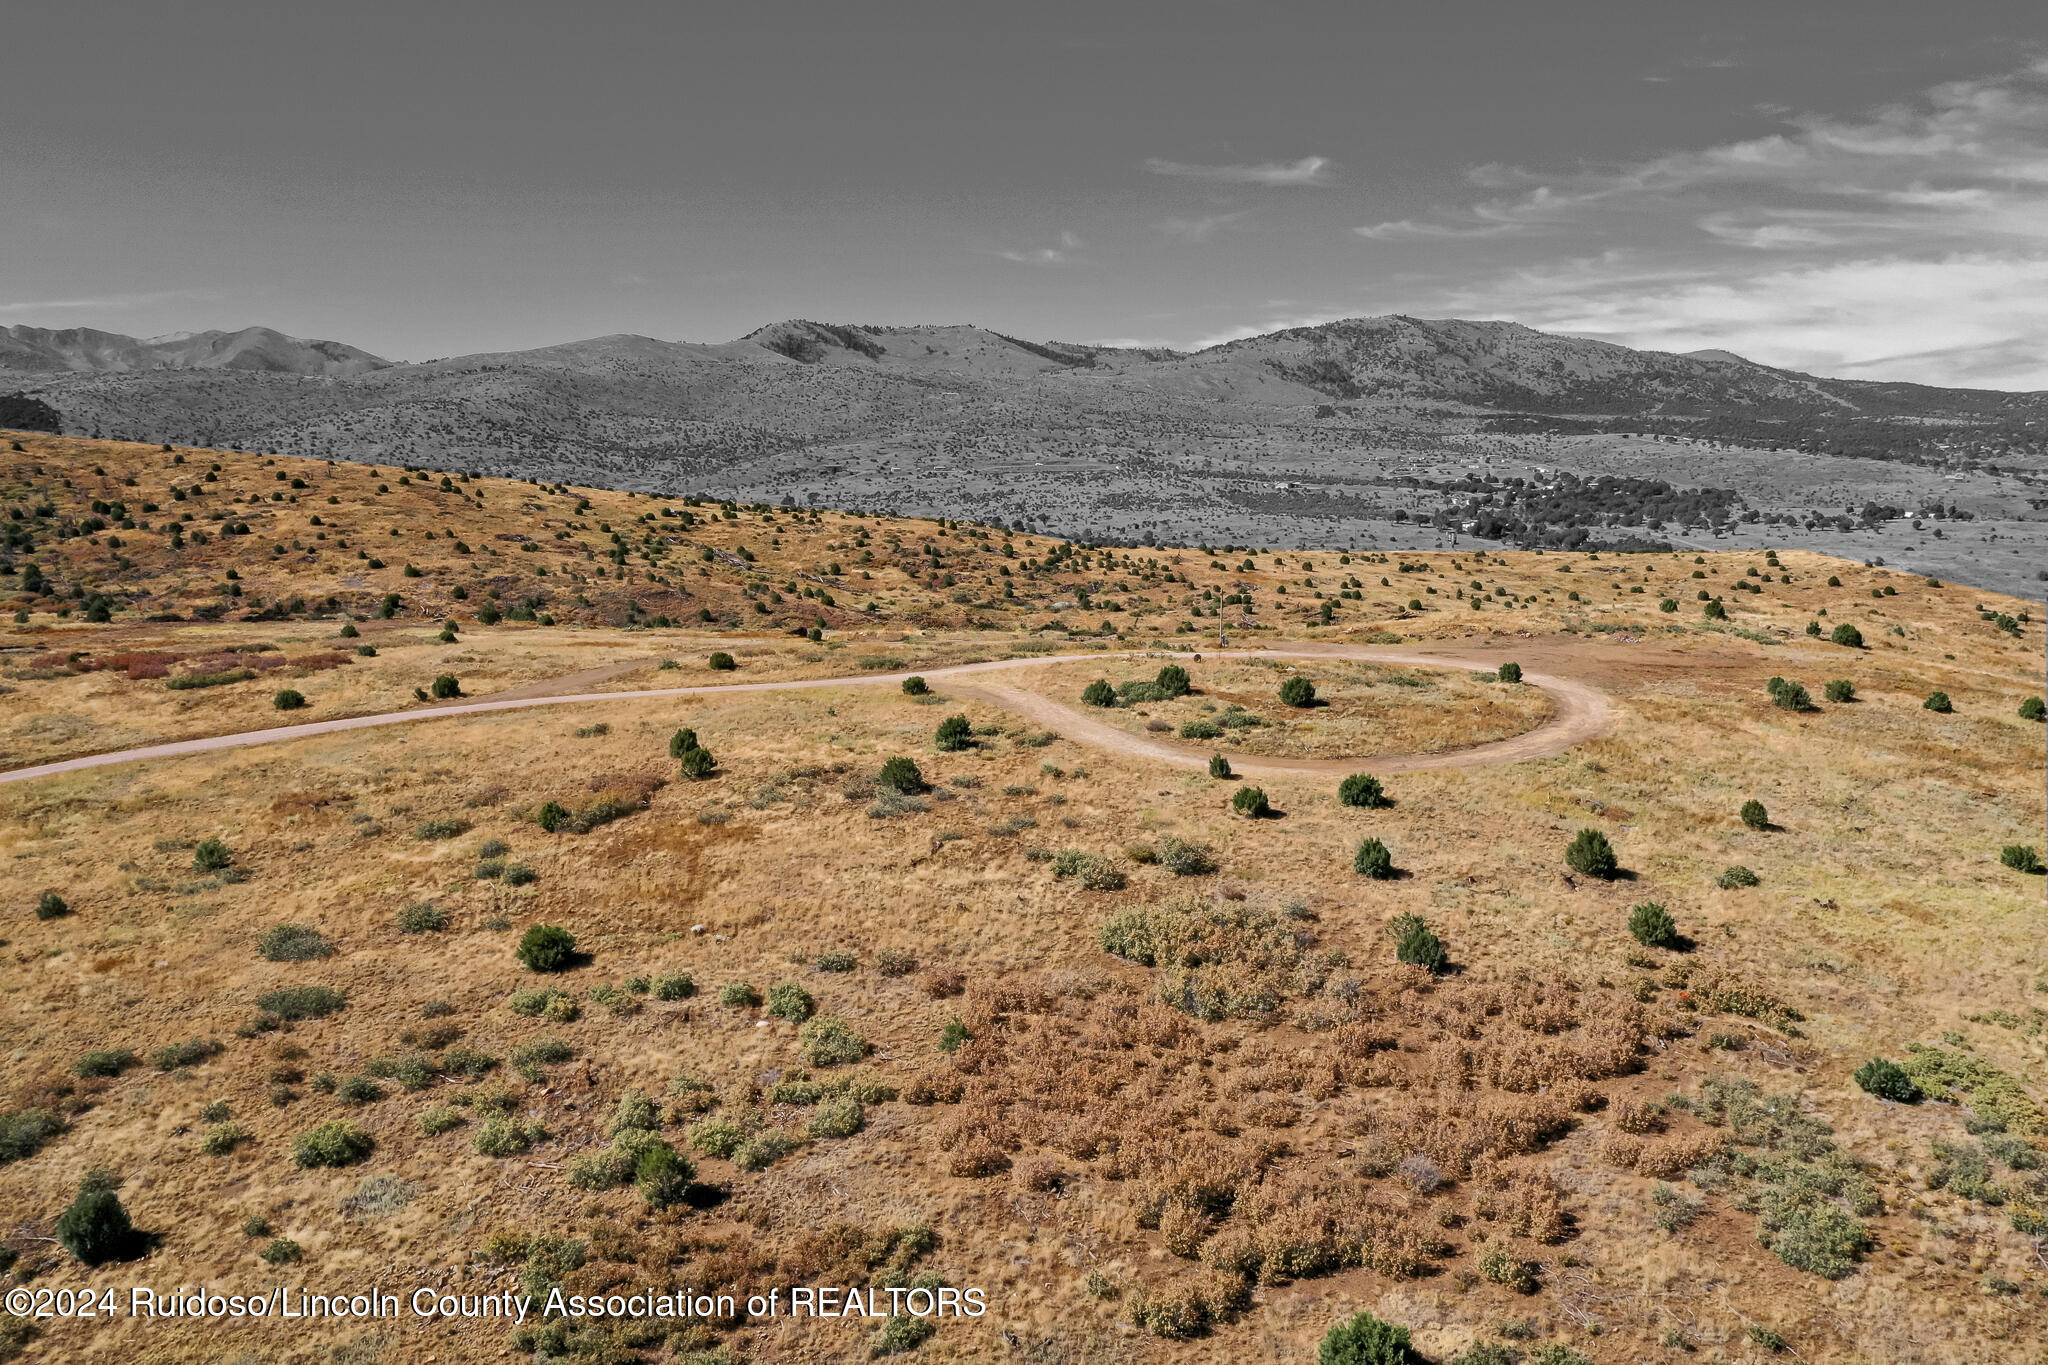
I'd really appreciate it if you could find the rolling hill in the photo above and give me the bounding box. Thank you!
[6,316,2046,596]
[0,324,390,378]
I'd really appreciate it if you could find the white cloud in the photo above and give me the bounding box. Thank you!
[0,289,213,316]
[1144,155,1333,186]
[1155,211,1252,242]
[1359,59,2048,388]
[1355,216,1526,241]
[1437,252,2048,389]
[995,231,1084,266]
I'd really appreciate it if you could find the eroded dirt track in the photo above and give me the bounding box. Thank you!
[0,645,1611,786]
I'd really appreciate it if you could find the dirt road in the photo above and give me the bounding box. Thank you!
[0,645,1610,786]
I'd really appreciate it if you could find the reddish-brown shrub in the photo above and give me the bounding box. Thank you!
[1613,1098,1665,1134]
[948,1135,1009,1178]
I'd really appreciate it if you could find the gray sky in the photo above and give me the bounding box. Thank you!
[5,1,2046,385]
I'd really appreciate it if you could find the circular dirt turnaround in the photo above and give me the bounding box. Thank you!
[0,645,1611,786]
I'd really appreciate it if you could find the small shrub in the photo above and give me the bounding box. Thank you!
[1923,690,1953,713]
[1717,864,1760,889]
[507,1037,573,1070]
[257,985,346,1020]
[1478,1245,1537,1293]
[1740,799,1769,830]
[0,1108,65,1165]
[767,982,816,1023]
[473,1116,545,1157]
[1080,678,1115,706]
[1824,679,1856,703]
[416,817,467,840]
[1232,786,1270,818]
[201,1122,249,1156]
[870,1313,937,1358]
[1207,753,1231,779]
[73,1049,137,1079]
[668,727,700,759]
[1854,1058,1921,1102]
[678,745,717,779]
[516,924,577,973]
[150,1037,225,1070]
[1565,827,1618,879]
[419,1106,467,1135]
[1390,912,1445,973]
[1999,844,2044,873]
[797,1015,869,1067]
[337,1075,384,1105]
[258,923,333,961]
[636,1141,694,1208]
[273,688,308,711]
[901,675,929,696]
[1338,773,1388,808]
[261,1237,304,1265]
[808,1096,865,1139]
[1179,718,1222,739]
[1278,675,1316,708]
[1628,902,1678,949]
[1650,1181,1702,1232]
[396,902,448,933]
[1757,1189,1870,1278]
[502,864,537,886]
[1354,838,1394,880]
[35,890,69,920]
[1318,1310,1417,1364]
[708,652,737,671]
[878,756,926,793]
[732,1129,797,1172]
[875,948,917,977]
[1155,664,1192,697]
[688,1116,750,1159]
[57,1179,136,1265]
[2020,695,2045,722]
[293,1120,374,1168]
[1829,623,1863,648]
[1497,661,1522,683]
[654,972,696,1000]
[1158,836,1215,877]
[430,673,462,699]
[1767,677,1813,711]
[935,714,973,751]
[440,1047,496,1080]
[586,984,640,1017]
[193,839,232,871]
[720,981,760,1008]
[816,950,857,972]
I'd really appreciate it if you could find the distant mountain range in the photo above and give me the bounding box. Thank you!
[7,312,2044,593]
[8,314,2041,419]
[0,324,390,378]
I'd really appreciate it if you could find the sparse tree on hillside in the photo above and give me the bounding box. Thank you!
[1565,828,1618,879]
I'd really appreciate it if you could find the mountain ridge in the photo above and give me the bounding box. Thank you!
[8,313,2046,410]
[0,324,390,378]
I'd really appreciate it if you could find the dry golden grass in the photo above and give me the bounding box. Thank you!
[0,432,2044,1364]
[1001,656,1554,759]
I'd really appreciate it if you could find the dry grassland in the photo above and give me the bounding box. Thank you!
[0,434,2044,1365]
